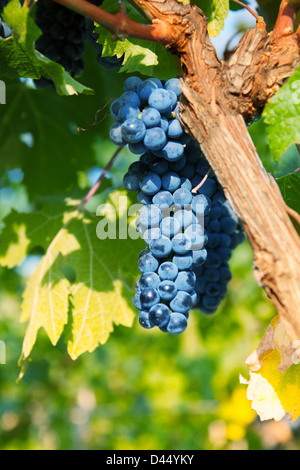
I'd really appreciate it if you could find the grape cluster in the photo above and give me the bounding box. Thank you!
[34,0,123,89]
[34,0,87,89]
[110,77,245,334]
[0,0,11,39]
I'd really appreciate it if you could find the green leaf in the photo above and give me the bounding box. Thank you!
[0,79,107,198]
[249,118,300,177]
[195,0,230,36]
[0,0,93,96]
[263,66,300,162]
[94,0,180,79]
[0,192,144,361]
[276,172,300,214]
[95,27,181,79]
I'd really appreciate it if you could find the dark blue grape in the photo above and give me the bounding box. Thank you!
[139,311,154,329]
[161,172,181,192]
[140,287,160,309]
[174,271,196,292]
[158,261,178,281]
[167,313,188,334]
[139,172,161,196]
[141,107,161,128]
[149,303,170,327]
[158,280,177,301]
[138,250,159,273]
[121,118,146,144]
[149,236,172,258]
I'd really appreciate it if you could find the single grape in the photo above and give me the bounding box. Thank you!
[158,261,178,281]
[174,271,196,292]
[148,88,175,114]
[143,227,161,244]
[167,119,183,139]
[167,313,188,334]
[149,158,169,175]
[137,79,159,101]
[149,303,170,327]
[191,248,207,265]
[149,236,172,258]
[180,163,196,180]
[139,310,155,329]
[121,118,146,144]
[173,209,193,229]
[138,250,159,273]
[144,127,167,151]
[191,194,212,216]
[172,253,193,271]
[139,172,161,195]
[172,233,192,255]
[138,204,162,228]
[169,155,186,172]
[164,78,181,97]
[123,171,141,192]
[152,190,173,209]
[161,141,184,162]
[173,188,193,208]
[140,107,161,128]
[124,76,143,92]
[158,280,177,301]
[161,172,181,192]
[137,272,161,290]
[160,216,181,238]
[140,287,160,309]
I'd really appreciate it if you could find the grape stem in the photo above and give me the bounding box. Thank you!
[191,169,212,194]
[231,0,260,21]
[80,145,124,207]
[50,0,173,43]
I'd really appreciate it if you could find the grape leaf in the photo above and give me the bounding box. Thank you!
[0,78,114,198]
[276,172,300,214]
[0,192,144,363]
[95,27,181,80]
[0,0,93,96]
[263,66,300,162]
[94,0,180,79]
[249,118,300,177]
[194,0,230,36]
[241,316,300,421]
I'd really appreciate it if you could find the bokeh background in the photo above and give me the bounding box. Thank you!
[0,0,300,450]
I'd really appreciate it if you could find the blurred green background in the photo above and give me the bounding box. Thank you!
[1,0,300,451]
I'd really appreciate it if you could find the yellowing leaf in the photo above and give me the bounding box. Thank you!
[0,222,30,269]
[0,193,144,364]
[242,317,300,421]
[66,216,139,360]
[20,223,79,358]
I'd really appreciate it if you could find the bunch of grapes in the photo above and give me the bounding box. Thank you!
[109,76,245,335]
[34,0,123,89]
[34,0,87,88]
[0,0,12,39]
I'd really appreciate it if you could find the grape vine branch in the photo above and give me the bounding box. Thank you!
[50,0,300,342]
